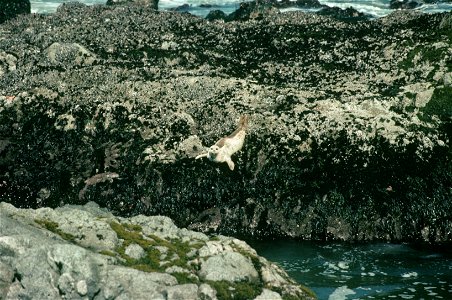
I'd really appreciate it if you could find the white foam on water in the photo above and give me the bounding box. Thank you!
[31,0,105,13]
[159,0,240,10]
[338,261,349,270]
[402,272,418,278]
[328,286,356,300]
[416,3,452,14]
[318,0,392,17]
[279,7,322,13]
[30,0,452,16]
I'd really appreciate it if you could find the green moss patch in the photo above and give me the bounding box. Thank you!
[98,250,116,257]
[207,280,262,300]
[34,219,77,243]
[270,285,317,300]
[171,272,199,284]
[108,221,202,276]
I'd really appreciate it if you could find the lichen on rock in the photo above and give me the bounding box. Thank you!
[0,202,315,299]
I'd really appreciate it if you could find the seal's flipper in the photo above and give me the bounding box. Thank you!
[226,158,235,171]
[195,153,208,159]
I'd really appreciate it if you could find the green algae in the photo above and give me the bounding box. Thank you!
[171,272,199,284]
[206,280,262,300]
[34,219,77,243]
[108,221,200,276]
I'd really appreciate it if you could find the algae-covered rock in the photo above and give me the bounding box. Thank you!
[0,202,314,299]
[0,0,30,24]
[0,5,451,243]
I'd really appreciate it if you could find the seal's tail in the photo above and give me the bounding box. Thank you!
[238,115,248,130]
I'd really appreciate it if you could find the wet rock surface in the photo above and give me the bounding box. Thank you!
[0,202,314,299]
[0,5,451,243]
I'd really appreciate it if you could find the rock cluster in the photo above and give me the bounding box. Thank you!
[0,202,315,299]
[206,0,368,22]
[106,0,159,10]
[0,4,451,243]
[0,0,30,24]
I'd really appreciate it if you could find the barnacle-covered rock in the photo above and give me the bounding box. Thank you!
[0,5,450,243]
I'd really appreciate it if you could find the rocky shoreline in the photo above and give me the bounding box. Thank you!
[0,202,315,299]
[0,4,451,243]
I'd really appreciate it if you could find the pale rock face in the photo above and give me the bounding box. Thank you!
[124,243,145,260]
[255,289,283,300]
[199,251,259,282]
[0,202,314,300]
[165,284,199,300]
[198,241,234,257]
[198,283,218,300]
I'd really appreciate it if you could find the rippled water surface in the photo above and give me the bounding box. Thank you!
[30,0,452,17]
[249,240,452,300]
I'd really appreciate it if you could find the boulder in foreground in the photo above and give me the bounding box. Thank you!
[0,201,316,299]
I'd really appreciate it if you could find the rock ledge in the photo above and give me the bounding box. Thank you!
[0,202,315,300]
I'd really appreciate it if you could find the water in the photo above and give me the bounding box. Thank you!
[249,240,452,299]
[30,0,452,18]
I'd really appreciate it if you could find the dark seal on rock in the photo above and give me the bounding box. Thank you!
[0,0,30,24]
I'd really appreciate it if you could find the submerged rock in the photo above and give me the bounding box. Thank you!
[0,5,451,243]
[0,202,315,299]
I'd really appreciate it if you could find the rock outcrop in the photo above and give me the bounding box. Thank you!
[106,0,159,10]
[390,0,421,9]
[0,0,30,24]
[0,5,451,243]
[0,202,315,299]
[207,0,368,22]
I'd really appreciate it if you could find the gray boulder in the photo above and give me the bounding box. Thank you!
[199,251,259,282]
[0,202,315,299]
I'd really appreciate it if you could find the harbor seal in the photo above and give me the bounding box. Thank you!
[195,115,248,170]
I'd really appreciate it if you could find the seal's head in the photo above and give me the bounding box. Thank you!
[208,145,220,159]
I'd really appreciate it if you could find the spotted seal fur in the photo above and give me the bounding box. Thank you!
[195,115,248,170]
